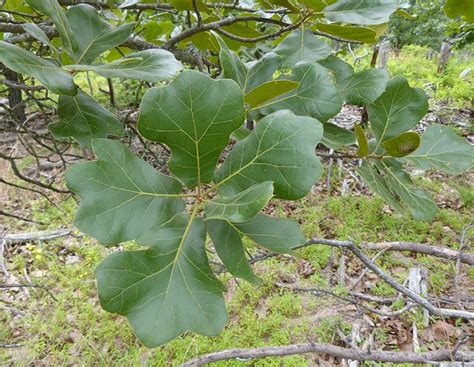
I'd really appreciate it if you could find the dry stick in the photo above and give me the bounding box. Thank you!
[300,238,474,266]
[0,210,44,225]
[277,284,416,318]
[179,342,473,366]
[344,241,474,320]
[1,229,74,244]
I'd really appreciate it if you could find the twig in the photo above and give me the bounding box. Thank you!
[300,238,474,266]
[344,241,474,320]
[0,284,57,302]
[1,228,74,244]
[179,342,473,366]
[277,284,416,318]
[0,210,44,225]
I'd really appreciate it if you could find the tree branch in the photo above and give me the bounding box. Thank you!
[179,342,473,366]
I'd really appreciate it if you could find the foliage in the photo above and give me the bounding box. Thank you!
[0,0,473,348]
[387,0,474,50]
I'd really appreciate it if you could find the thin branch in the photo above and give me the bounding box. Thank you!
[344,241,474,320]
[179,342,473,366]
[192,0,203,26]
[300,238,474,266]
[215,18,303,43]
[1,228,75,244]
[162,16,294,50]
[0,210,44,225]
[277,283,416,318]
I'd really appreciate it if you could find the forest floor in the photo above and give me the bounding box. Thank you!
[1,103,473,366]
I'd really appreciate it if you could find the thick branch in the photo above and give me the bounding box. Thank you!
[180,342,473,366]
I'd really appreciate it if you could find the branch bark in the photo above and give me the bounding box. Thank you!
[179,342,473,366]
[301,238,474,266]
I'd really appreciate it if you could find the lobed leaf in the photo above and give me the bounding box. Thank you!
[65,139,185,245]
[96,215,227,347]
[214,110,323,200]
[405,124,474,174]
[50,90,124,148]
[138,70,245,188]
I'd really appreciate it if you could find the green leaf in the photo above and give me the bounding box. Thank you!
[368,76,428,144]
[245,52,282,92]
[96,214,227,347]
[321,123,356,150]
[231,125,252,141]
[259,63,342,122]
[274,29,332,68]
[0,41,76,95]
[66,50,182,82]
[66,4,133,64]
[235,214,306,254]
[245,80,299,109]
[205,182,274,223]
[26,0,78,57]
[318,55,354,85]
[65,139,185,245]
[215,33,248,90]
[49,90,124,148]
[22,23,59,54]
[444,0,474,22]
[300,0,337,12]
[324,0,401,25]
[338,69,390,105]
[405,124,474,174]
[138,70,245,188]
[355,124,369,157]
[214,110,323,200]
[377,160,437,221]
[315,23,377,43]
[207,219,262,284]
[382,132,420,157]
[357,161,404,213]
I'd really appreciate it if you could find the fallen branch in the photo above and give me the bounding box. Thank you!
[179,342,473,366]
[300,238,474,266]
[344,241,474,320]
[1,228,74,244]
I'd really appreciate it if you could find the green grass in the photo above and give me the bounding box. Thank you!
[2,188,473,365]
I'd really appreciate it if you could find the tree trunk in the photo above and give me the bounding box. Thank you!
[378,41,390,69]
[3,68,26,123]
[437,41,451,74]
